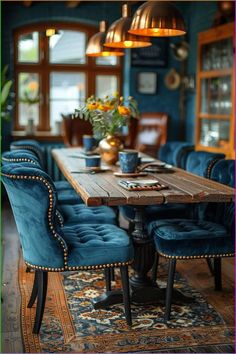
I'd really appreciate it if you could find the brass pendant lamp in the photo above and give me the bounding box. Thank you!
[104,3,151,48]
[86,21,124,57]
[129,1,186,37]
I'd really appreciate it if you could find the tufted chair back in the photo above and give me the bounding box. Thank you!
[158,141,194,169]
[186,151,225,178]
[211,159,235,188]
[2,164,66,269]
[2,149,41,167]
[10,139,45,167]
[204,160,235,234]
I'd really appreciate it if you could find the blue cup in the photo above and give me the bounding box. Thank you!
[83,135,97,152]
[119,150,139,173]
[85,156,101,168]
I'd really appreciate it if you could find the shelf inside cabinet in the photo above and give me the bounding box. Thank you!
[199,113,231,119]
[196,22,234,158]
[199,69,232,78]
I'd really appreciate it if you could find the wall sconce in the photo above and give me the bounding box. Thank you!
[129,1,186,37]
[104,3,151,48]
[86,21,124,57]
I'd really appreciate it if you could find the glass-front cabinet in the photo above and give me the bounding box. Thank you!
[196,22,234,158]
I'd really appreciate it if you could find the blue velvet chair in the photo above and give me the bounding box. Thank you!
[158,141,195,169]
[2,151,118,226]
[120,142,195,226]
[185,150,225,177]
[120,149,224,226]
[2,149,83,205]
[10,139,45,167]
[148,159,235,322]
[2,163,134,333]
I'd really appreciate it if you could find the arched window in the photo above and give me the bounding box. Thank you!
[14,23,122,133]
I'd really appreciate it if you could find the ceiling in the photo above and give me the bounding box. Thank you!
[4,1,141,9]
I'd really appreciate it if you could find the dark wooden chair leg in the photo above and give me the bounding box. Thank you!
[206,258,214,276]
[151,252,159,283]
[164,259,176,323]
[33,271,48,334]
[27,270,39,308]
[120,266,132,326]
[104,268,111,292]
[214,258,222,291]
[110,268,115,281]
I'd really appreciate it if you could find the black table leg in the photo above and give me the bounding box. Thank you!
[130,205,193,305]
[93,205,193,309]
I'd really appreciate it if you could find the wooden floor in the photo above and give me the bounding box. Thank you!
[1,201,235,353]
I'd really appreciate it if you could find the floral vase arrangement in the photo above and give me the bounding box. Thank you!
[75,92,139,164]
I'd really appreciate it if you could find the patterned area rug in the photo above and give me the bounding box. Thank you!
[19,258,234,353]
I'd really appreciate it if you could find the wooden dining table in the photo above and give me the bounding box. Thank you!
[52,147,235,307]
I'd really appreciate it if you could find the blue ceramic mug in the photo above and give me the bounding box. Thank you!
[83,135,97,152]
[119,150,139,173]
[85,156,101,168]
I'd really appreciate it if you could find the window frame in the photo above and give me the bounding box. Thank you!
[14,22,123,132]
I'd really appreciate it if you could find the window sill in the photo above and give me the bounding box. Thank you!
[12,131,64,142]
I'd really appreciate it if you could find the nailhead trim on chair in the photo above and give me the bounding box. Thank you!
[2,172,68,270]
[3,157,64,228]
[24,262,65,272]
[158,250,235,259]
[67,260,133,271]
[24,259,133,272]
[11,145,44,164]
[55,210,64,227]
[2,157,37,164]
[206,158,223,179]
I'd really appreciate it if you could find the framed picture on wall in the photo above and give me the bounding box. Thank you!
[137,72,157,94]
[131,38,168,67]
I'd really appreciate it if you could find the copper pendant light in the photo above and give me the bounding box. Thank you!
[104,3,151,48]
[129,1,186,37]
[86,21,124,57]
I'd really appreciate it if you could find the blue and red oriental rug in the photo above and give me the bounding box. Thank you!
[19,259,234,353]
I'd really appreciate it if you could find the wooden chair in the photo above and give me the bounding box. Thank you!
[126,113,168,157]
[61,114,93,147]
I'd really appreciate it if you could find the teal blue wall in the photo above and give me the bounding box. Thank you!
[128,1,217,142]
[2,1,218,148]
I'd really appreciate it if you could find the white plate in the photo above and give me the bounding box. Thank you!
[128,179,159,186]
[141,157,156,163]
